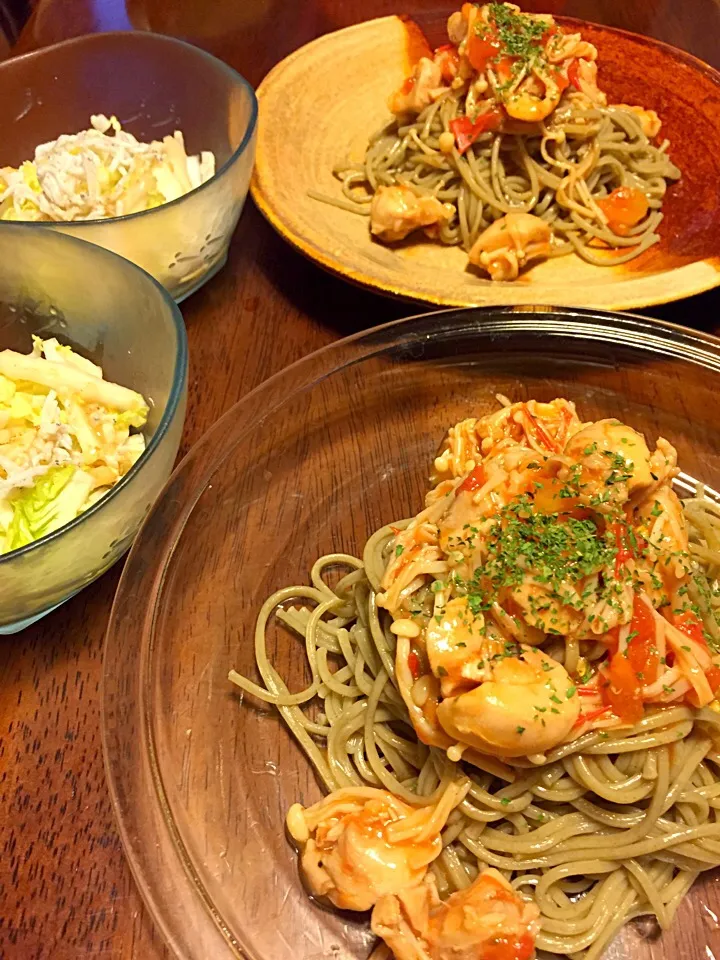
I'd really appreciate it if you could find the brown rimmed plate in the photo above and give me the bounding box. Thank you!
[251,15,720,310]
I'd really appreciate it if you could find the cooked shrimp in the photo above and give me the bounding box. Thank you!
[613,104,662,138]
[286,783,469,911]
[436,645,580,757]
[504,65,562,123]
[545,31,598,64]
[395,632,454,748]
[434,449,558,551]
[568,58,607,105]
[372,868,541,960]
[425,597,488,695]
[563,418,654,503]
[508,579,585,636]
[468,213,551,280]
[389,57,447,115]
[370,185,454,243]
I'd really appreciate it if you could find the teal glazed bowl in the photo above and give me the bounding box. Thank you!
[0,227,187,634]
[0,31,258,301]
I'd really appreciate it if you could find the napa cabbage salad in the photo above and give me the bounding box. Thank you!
[0,337,149,554]
[0,114,216,222]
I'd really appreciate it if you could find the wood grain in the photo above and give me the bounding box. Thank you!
[1,1,720,958]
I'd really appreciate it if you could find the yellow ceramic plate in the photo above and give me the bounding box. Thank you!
[252,15,720,309]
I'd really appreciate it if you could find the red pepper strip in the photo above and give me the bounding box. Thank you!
[449,110,503,155]
[672,610,720,700]
[577,686,600,697]
[611,521,634,576]
[483,932,536,960]
[555,405,575,448]
[408,651,422,680]
[706,666,720,695]
[626,596,659,685]
[573,705,611,729]
[554,69,570,93]
[434,44,461,83]
[597,187,649,237]
[524,408,560,453]
[568,58,581,90]
[541,24,563,45]
[494,55,516,84]
[601,654,644,723]
[600,625,620,655]
[458,464,486,494]
[674,610,707,647]
[466,7,501,73]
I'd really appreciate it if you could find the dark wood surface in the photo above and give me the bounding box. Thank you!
[1,1,720,958]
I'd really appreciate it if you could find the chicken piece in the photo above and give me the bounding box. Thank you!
[370,185,454,243]
[286,783,469,912]
[468,213,551,281]
[612,104,662,139]
[389,57,448,115]
[371,869,541,960]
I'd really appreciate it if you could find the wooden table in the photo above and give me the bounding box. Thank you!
[1,1,720,958]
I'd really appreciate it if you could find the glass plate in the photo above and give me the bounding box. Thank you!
[102,306,720,960]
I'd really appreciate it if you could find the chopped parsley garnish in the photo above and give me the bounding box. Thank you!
[465,494,617,606]
[516,725,526,734]
[395,545,404,557]
[487,3,546,64]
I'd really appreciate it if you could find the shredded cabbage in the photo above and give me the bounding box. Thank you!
[0,338,149,555]
[0,114,216,222]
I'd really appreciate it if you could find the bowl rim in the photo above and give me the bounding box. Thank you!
[0,30,259,228]
[102,303,720,960]
[0,225,188,566]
